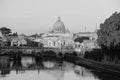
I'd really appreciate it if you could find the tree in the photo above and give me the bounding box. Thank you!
[12,32,18,36]
[0,27,11,36]
[97,12,120,51]
[26,39,38,47]
[74,37,89,43]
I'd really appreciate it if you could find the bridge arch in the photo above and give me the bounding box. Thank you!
[42,50,57,57]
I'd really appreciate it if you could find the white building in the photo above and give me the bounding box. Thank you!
[41,17,74,48]
[11,34,27,46]
[74,42,84,53]
[11,38,27,46]
[82,40,99,50]
[73,31,99,53]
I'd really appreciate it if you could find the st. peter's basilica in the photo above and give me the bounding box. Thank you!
[41,17,74,48]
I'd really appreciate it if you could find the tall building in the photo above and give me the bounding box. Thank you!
[41,17,74,48]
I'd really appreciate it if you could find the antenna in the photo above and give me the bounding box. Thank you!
[84,26,86,32]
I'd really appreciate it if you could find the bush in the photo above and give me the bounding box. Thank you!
[84,49,103,61]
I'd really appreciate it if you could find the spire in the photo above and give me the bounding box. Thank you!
[58,16,61,21]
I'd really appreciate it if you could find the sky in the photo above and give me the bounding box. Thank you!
[0,0,120,35]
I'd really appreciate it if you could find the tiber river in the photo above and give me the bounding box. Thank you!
[0,56,120,80]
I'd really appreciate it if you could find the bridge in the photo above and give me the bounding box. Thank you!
[0,47,74,57]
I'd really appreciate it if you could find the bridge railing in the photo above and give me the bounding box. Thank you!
[0,46,42,49]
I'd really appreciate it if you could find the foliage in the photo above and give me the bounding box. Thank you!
[97,12,120,50]
[74,37,89,43]
[26,39,38,47]
[12,32,18,36]
[0,27,11,36]
[26,39,43,47]
[29,33,39,38]
[84,49,103,61]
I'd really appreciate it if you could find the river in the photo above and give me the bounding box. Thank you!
[0,56,120,80]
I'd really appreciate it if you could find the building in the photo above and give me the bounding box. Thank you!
[74,42,84,53]
[28,34,40,41]
[11,38,27,46]
[83,40,99,50]
[41,17,74,48]
[73,32,99,53]
[11,34,27,46]
[74,32,98,40]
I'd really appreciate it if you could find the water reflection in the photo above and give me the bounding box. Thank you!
[0,56,120,80]
[21,57,36,68]
[0,56,10,77]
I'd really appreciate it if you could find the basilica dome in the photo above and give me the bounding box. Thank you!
[51,17,67,33]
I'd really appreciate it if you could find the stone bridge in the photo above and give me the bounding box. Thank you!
[0,47,74,56]
[0,47,42,55]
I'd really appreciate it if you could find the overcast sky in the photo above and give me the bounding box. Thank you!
[0,0,120,35]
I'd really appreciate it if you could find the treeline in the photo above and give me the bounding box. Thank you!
[85,12,120,64]
[0,27,42,47]
[0,27,17,36]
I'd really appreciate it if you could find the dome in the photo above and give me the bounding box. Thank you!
[51,17,67,33]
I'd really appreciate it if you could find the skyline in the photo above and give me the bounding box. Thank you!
[0,0,120,35]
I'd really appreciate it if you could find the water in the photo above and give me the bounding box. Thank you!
[0,56,120,80]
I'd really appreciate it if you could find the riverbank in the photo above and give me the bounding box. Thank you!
[77,58,120,75]
[64,55,120,76]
